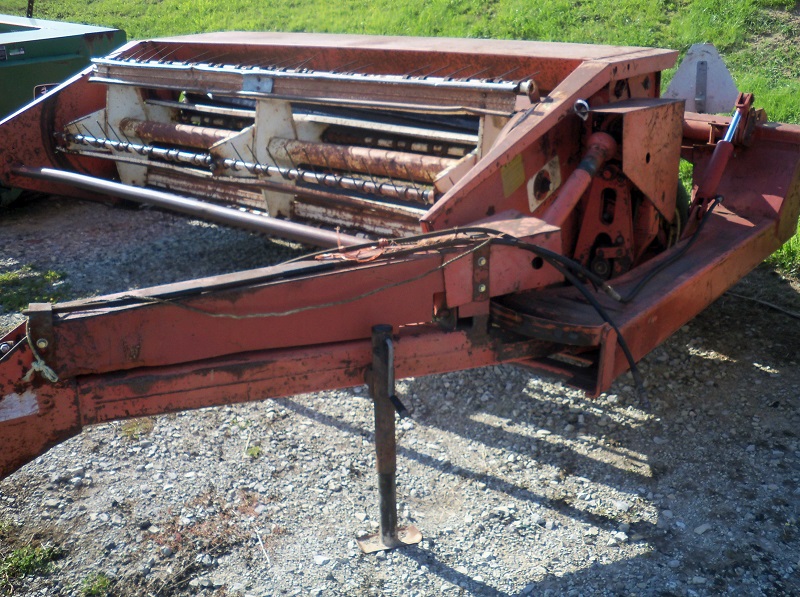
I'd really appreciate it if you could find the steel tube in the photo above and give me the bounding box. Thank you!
[120,118,239,150]
[695,140,734,200]
[723,110,742,144]
[541,132,617,228]
[13,166,362,248]
[64,133,435,203]
[682,119,719,144]
[269,138,457,184]
[370,324,399,548]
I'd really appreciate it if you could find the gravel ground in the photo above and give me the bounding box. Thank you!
[1,195,800,597]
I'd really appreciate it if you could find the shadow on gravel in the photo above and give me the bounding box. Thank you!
[398,545,515,597]
[278,267,800,596]
[280,398,668,595]
[280,399,657,538]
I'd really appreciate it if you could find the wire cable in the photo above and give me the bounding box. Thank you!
[546,260,647,400]
[620,196,722,303]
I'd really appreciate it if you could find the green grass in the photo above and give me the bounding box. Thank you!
[119,417,154,441]
[0,0,794,60]
[0,265,66,312]
[770,233,800,276]
[1,0,799,268]
[245,445,263,459]
[81,572,112,596]
[0,0,791,143]
[0,544,62,584]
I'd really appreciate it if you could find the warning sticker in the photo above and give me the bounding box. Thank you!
[33,84,58,99]
[501,154,525,198]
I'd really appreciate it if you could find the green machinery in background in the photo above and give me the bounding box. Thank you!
[0,14,126,120]
[0,14,125,205]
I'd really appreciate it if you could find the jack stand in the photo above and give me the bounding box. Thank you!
[356,324,422,554]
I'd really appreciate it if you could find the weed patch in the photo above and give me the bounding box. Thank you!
[119,417,155,441]
[81,572,112,596]
[769,234,800,277]
[245,445,263,459]
[0,543,63,587]
[0,266,66,312]
[148,489,249,595]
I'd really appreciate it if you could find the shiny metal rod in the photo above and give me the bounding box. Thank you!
[13,166,362,248]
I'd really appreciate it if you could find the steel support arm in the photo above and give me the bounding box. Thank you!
[0,220,563,479]
[0,321,551,480]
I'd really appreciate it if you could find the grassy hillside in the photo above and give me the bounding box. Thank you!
[2,0,800,268]
[1,0,796,121]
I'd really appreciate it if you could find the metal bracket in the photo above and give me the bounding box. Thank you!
[694,60,707,114]
[472,244,491,302]
[26,303,55,358]
[573,99,590,121]
[357,325,422,553]
[242,73,274,94]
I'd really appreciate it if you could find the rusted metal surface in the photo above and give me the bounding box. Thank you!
[269,137,456,184]
[0,323,554,479]
[515,209,785,394]
[421,49,675,231]
[541,132,617,228]
[18,220,560,380]
[571,166,636,278]
[120,118,239,149]
[491,301,607,347]
[324,129,473,158]
[2,33,800,506]
[292,197,422,238]
[92,58,524,113]
[0,70,116,196]
[61,133,436,203]
[147,167,425,237]
[142,33,675,96]
[357,325,422,552]
[594,98,683,218]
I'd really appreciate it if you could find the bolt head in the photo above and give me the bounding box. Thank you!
[478,284,487,293]
[0,343,10,354]
[36,338,49,350]
[477,257,487,267]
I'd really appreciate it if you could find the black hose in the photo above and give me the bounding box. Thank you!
[621,196,722,303]
[287,225,623,300]
[488,237,623,300]
[547,260,647,400]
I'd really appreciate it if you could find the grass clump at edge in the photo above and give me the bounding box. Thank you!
[1,544,63,584]
[119,417,155,441]
[81,572,112,596]
[245,445,263,459]
[0,265,66,312]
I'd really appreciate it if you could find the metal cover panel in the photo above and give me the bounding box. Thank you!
[597,98,684,216]
[663,43,739,114]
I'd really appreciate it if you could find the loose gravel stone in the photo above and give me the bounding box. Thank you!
[694,523,712,535]
[1,197,800,596]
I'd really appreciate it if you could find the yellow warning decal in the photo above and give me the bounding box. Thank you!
[501,154,525,198]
